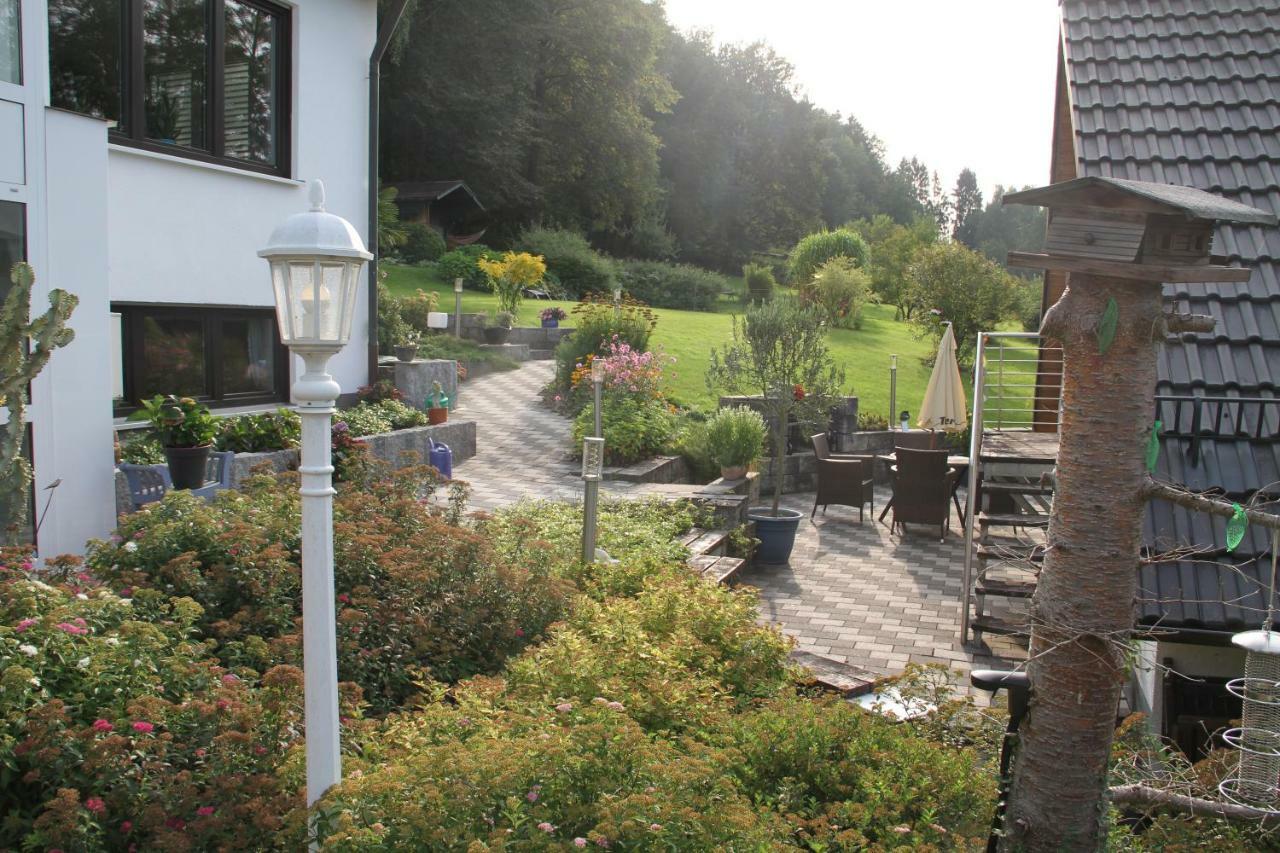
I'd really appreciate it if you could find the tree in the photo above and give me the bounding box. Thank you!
[851,215,937,320]
[906,242,1019,363]
[706,298,844,516]
[951,168,983,246]
[0,264,78,542]
[787,228,869,284]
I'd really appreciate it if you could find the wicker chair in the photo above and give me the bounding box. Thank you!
[894,432,939,450]
[889,447,958,539]
[810,433,875,521]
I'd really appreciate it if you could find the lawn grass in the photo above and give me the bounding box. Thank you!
[383,263,1001,419]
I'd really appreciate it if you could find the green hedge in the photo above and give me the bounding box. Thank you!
[516,227,615,297]
[616,259,729,311]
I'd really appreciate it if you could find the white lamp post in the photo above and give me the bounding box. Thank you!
[258,180,372,809]
[454,277,464,338]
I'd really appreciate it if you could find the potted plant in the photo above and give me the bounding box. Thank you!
[395,330,420,362]
[483,311,514,345]
[706,405,767,481]
[129,395,220,490]
[540,306,567,328]
[478,251,546,323]
[427,381,450,425]
[707,298,844,564]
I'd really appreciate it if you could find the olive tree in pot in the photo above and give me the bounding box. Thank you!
[706,405,767,481]
[707,298,844,564]
[129,395,219,490]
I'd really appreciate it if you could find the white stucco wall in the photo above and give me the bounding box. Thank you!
[32,110,116,557]
[105,0,377,393]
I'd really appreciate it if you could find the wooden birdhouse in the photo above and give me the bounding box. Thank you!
[1003,176,1277,282]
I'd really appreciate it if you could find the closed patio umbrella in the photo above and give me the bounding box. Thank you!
[918,323,967,434]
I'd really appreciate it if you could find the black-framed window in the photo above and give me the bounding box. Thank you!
[49,0,291,176]
[115,304,289,413]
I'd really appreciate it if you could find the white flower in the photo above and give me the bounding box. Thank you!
[29,676,40,687]
[123,541,138,553]
[18,644,37,657]
[119,599,132,606]
[76,593,88,601]
[105,637,120,646]
[77,656,91,669]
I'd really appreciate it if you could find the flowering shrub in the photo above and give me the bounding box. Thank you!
[552,296,656,392]
[87,468,572,713]
[0,559,307,850]
[477,251,546,319]
[572,396,676,466]
[570,339,672,402]
[315,568,990,849]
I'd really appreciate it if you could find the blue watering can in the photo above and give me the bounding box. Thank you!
[428,438,453,479]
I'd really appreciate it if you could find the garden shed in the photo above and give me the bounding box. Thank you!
[391,180,487,247]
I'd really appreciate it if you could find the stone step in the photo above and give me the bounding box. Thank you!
[477,342,530,362]
[684,528,731,557]
[687,554,746,585]
[790,650,881,698]
[530,348,555,360]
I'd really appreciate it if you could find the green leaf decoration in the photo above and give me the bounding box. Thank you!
[1146,420,1162,472]
[1097,297,1119,355]
[1227,503,1248,553]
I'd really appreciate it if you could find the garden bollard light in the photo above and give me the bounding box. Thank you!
[592,358,605,439]
[581,436,604,564]
[454,278,464,338]
[259,180,371,815]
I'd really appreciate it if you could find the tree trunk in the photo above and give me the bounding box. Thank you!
[1000,274,1163,851]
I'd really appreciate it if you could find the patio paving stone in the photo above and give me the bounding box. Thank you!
[451,360,1026,700]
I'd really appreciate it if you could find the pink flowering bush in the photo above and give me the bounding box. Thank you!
[0,556,310,850]
[572,339,673,402]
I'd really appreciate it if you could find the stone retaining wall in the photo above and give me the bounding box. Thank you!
[114,420,477,517]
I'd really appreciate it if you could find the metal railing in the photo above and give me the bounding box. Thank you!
[960,332,1064,644]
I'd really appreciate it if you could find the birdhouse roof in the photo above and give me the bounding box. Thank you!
[1003,176,1278,226]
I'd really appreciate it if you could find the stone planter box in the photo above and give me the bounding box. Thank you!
[453,314,571,358]
[114,420,477,517]
[603,455,687,485]
[382,358,459,411]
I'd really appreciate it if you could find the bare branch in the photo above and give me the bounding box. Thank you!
[1143,477,1280,531]
[1109,784,1280,828]
[1162,311,1216,335]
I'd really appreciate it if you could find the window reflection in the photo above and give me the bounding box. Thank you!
[138,314,206,398]
[143,0,208,149]
[48,0,123,126]
[1,0,20,85]
[224,0,277,164]
[221,316,275,394]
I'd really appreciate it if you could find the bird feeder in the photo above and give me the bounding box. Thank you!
[1222,629,1280,808]
[1004,176,1276,281]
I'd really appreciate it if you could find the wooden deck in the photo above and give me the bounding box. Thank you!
[980,430,1060,465]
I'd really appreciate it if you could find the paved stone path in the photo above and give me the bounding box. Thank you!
[452,361,1023,695]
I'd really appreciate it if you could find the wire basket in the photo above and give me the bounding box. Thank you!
[1220,630,1280,808]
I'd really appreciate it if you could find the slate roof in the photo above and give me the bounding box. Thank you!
[1060,0,1280,638]
[390,180,484,210]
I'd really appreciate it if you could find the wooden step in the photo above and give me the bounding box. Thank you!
[975,545,1045,564]
[971,614,1031,638]
[684,528,731,557]
[976,578,1037,598]
[790,650,881,698]
[978,512,1049,529]
[702,556,745,585]
[982,481,1055,497]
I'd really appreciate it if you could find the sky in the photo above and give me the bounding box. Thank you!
[661,0,1062,200]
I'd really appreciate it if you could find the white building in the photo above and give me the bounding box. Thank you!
[2,0,378,556]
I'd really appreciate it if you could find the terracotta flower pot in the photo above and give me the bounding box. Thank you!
[165,444,213,490]
[428,407,448,425]
[720,465,748,481]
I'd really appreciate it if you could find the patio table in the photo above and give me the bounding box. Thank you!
[875,453,970,526]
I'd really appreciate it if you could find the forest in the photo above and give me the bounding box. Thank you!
[380,0,1042,272]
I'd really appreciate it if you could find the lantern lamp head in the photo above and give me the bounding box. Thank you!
[259,179,373,353]
[454,278,464,293]
[591,358,606,385]
[582,437,605,481]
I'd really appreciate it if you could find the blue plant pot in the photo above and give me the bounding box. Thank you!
[747,507,803,565]
[541,318,559,328]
